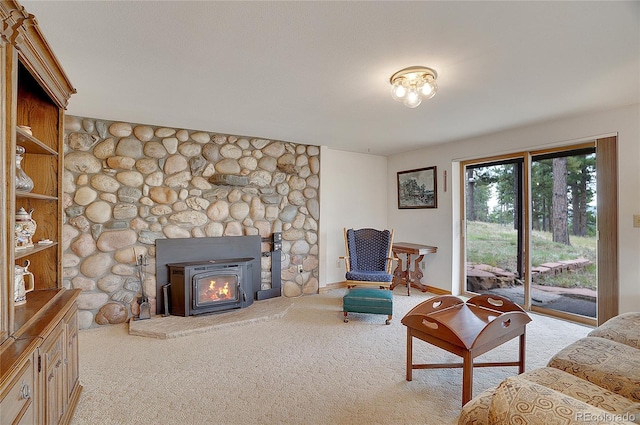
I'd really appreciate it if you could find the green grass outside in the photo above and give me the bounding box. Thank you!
[466,221,596,289]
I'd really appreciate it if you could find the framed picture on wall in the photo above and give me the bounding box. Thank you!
[397,166,437,209]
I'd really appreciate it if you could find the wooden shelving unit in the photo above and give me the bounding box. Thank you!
[16,126,59,155]
[15,242,59,260]
[13,85,61,288]
[1,2,81,424]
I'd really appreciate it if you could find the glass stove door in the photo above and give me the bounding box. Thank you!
[193,272,239,308]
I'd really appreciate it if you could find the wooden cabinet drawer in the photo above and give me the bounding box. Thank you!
[0,357,35,425]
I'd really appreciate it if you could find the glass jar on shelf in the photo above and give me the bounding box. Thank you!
[15,146,34,192]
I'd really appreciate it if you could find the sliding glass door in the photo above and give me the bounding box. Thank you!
[461,140,612,325]
[465,158,524,306]
[529,148,597,319]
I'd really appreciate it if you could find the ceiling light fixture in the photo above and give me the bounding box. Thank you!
[390,66,438,108]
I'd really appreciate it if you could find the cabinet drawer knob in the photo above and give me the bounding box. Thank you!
[20,381,31,399]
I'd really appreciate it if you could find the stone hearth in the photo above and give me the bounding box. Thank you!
[128,296,293,339]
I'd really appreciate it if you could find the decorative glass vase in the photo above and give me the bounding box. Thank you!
[15,146,34,192]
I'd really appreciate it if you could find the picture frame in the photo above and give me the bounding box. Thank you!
[397,166,437,209]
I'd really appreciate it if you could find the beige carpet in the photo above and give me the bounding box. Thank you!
[71,288,592,425]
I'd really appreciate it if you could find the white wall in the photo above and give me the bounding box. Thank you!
[319,147,388,287]
[386,103,640,313]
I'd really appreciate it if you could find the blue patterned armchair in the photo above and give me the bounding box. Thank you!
[341,228,395,289]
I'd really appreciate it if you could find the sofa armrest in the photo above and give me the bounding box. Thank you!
[488,376,636,425]
[588,312,640,349]
[547,337,640,402]
[459,387,494,425]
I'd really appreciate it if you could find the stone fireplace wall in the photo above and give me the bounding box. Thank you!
[61,116,320,329]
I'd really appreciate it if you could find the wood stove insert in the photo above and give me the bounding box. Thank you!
[156,236,262,315]
[167,258,254,316]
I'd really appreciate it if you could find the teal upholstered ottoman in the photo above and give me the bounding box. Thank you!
[343,288,393,325]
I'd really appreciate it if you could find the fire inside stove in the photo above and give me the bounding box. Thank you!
[196,275,237,306]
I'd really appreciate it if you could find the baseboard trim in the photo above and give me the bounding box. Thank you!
[425,285,451,295]
[319,282,347,293]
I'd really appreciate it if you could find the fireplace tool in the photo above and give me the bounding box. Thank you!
[134,254,151,321]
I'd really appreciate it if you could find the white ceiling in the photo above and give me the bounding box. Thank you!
[21,1,640,156]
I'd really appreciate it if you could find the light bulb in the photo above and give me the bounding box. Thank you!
[404,88,422,108]
[391,79,408,101]
[419,82,432,97]
[421,76,437,99]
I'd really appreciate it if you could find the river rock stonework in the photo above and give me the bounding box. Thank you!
[63,116,320,328]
